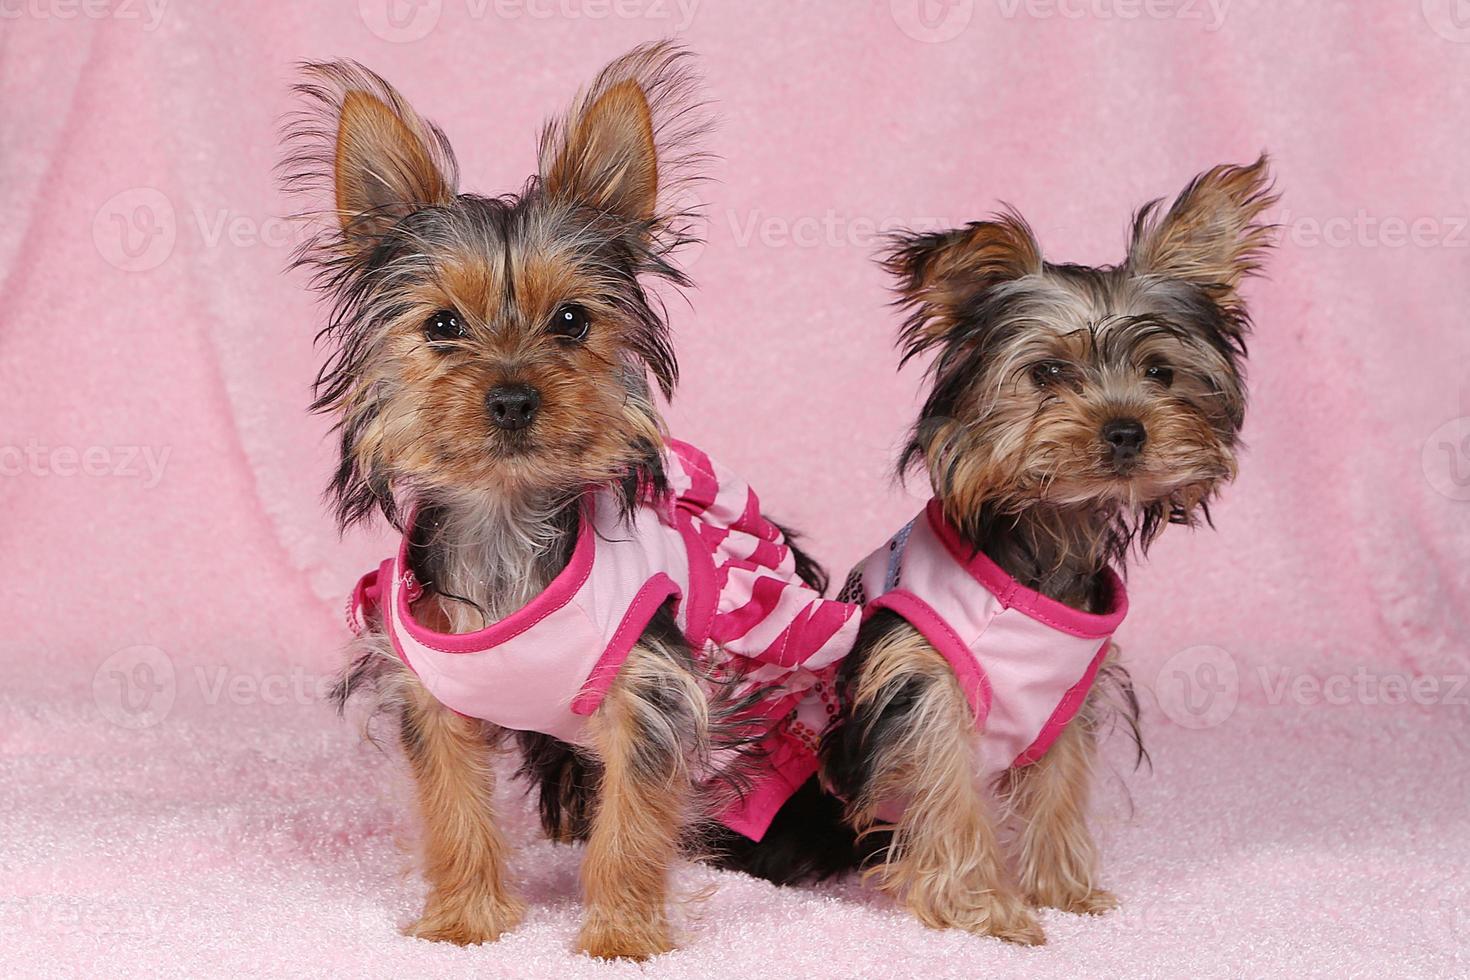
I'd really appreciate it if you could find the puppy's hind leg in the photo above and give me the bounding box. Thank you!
[399,673,524,945]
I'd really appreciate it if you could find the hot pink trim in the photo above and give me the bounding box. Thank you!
[348,559,393,633]
[674,510,718,650]
[867,589,994,723]
[393,499,597,655]
[924,499,1128,639]
[570,573,682,716]
[380,623,479,722]
[384,603,413,670]
[1010,640,1112,767]
[714,728,818,842]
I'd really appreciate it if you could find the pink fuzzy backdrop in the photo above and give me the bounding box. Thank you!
[2,1,1468,977]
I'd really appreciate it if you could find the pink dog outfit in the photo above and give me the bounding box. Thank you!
[849,499,1128,779]
[349,439,858,841]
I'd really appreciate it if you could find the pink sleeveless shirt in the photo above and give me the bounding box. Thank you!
[851,499,1127,779]
[348,439,858,841]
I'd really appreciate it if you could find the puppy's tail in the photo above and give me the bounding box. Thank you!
[772,521,830,595]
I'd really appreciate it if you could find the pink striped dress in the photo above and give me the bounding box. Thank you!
[349,439,858,841]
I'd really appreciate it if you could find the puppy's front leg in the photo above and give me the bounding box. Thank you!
[400,675,524,945]
[1002,688,1116,915]
[840,624,1044,945]
[577,640,703,960]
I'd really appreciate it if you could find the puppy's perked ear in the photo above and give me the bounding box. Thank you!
[544,78,657,219]
[538,40,706,234]
[882,214,1042,362]
[1127,155,1277,297]
[282,61,459,247]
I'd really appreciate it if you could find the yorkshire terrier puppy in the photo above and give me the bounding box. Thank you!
[281,43,856,960]
[823,159,1276,943]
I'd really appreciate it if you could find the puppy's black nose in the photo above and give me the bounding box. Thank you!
[486,384,540,431]
[1102,418,1146,460]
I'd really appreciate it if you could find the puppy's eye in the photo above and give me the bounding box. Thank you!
[1030,361,1068,387]
[549,304,590,342]
[1144,363,1175,387]
[424,309,465,342]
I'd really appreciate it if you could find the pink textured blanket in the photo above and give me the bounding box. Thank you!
[2,2,1467,976]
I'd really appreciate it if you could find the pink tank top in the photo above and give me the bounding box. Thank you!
[348,439,858,841]
[852,499,1127,778]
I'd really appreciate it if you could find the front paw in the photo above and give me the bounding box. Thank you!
[1024,878,1119,916]
[974,894,1048,946]
[407,889,525,946]
[576,912,673,961]
[911,890,1047,946]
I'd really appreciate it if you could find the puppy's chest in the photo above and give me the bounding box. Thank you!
[848,504,1127,778]
[416,520,571,632]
